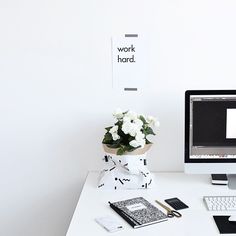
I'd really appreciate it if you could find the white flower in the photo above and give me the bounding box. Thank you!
[121,122,130,134]
[129,138,145,148]
[135,131,145,140]
[121,112,143,137]
[113,108,124,119]
[129,125,139,137]
[109,125,120,141]
[139,139,146,148]
[112,133,120,141]
[129,140,140,148]
[133,118,143,129]
[129,131,146,148]
[125,111,138,120]
[121,121,141,137]
[123,116,131,123]
[109,125,118,133]
[123,112,143,128]
[147,115,159,127]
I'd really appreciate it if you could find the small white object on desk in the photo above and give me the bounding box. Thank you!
[95,216,124,233]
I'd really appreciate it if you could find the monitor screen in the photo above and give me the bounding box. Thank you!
[185,90,236,163]
[192,100,236,147]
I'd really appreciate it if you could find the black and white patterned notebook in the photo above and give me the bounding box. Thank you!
[109,197,168,228]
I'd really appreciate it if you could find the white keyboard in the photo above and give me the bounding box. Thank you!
[204,196,236,211]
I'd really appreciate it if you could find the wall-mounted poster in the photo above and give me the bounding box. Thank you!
[112,34,149,91]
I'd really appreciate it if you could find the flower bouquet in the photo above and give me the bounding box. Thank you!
[98,109,159,190]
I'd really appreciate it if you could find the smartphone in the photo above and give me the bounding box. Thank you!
[165,198,189,210]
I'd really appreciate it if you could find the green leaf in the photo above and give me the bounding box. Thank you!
[126,145,139,152]
[105,132,112,139]
[106,143,120,149]
[139,115,148,125]
[102,132,113,144]
[128,136,134,142]
[144,126,155,136]
[115,121,122,126]
[143,129,147,136]
[117,147,125,155]
[105,126,113,131]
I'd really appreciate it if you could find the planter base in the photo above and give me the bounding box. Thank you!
[98,152,154,189]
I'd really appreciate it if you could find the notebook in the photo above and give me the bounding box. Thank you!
[109,197,168,228]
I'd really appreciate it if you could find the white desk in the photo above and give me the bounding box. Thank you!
[66,172,235,236]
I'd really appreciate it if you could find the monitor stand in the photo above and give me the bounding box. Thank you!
[228,175,236,189]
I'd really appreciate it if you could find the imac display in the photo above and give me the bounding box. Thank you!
[185,90,236,189]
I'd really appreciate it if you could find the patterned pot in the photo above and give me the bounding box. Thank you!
[98,144,154,189]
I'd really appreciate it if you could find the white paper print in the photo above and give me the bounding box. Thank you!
[226,109,236,139]
[112,35,149,91]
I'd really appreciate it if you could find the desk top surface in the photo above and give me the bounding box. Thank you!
[66,172,236,236]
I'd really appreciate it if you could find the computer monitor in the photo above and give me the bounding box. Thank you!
[185,90,236,189]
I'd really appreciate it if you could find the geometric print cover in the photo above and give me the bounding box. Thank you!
[110,197,168,226]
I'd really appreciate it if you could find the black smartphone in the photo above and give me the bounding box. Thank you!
[165,198,189,210]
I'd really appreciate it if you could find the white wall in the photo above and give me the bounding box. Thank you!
[1,0,236,235]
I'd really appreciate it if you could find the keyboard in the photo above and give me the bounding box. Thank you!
[204,196,236,211]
